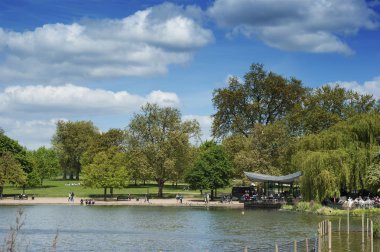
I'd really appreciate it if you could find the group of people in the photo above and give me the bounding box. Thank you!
[80,198,95,205]
[175,194,183,203]
[68,192,75,202]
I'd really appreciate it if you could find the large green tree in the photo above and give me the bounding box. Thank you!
[126,103,200,197]
[52,120,98,180]
[294,113,380,201]
[28,147,60,186]
[81,147,130,201]
[0,152,27,196]
[185,141,233,200]
[212,63,306,138]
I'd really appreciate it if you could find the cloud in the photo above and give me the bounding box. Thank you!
[0,117,59,149]
[0,83,182,149]
[332,77,380,98]
[0,3,213,84]
[208,0,378,54]
[0,84,180,117]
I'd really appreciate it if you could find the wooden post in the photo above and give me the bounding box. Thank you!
[362,213,365,244]
[305,238,309,252]
[338,218,341,232]
[371,220,374,252]
[275,243,278,252]
[347,209,349,234]
[322,221,324,236]
[294,240,297,252]
[367,218,369,236]
[328,221,332,251]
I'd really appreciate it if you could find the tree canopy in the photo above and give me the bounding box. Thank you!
[52,120,98,180]
[81,147,130,200]
[185,141,233,199]
[212,63,306,138]
[126,103,200,197]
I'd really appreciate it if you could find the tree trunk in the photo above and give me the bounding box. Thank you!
[157,179,164,198]
[69,172,74,180]
[103,187,107,201]
[110,188,113,197]
[211,189,214,201]
[0,186,3,197]
[215,188,217,198]
[63,171,67,180]
[200,189,203,195]
[134,179,137,186]
[143,180,146,185]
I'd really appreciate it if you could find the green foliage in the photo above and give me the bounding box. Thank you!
[126,103,200,197]
[288,85,377,135]
[0,152,27,195]
[294,113,380,202]
[185,141,233,198]
[212,63,306,138]
[52,120,98,179]
[81,147,130,200]
[28,147,60,185]
[223,122,295,177]
[0,132,32,173]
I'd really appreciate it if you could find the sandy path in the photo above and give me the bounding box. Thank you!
[0,196,243,208]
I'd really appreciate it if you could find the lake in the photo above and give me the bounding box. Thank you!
[0,205,378,251]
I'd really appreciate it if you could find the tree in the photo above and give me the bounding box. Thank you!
[28,147,60,186]
[0,152,27,196]
[223,122,294,178]
[126,103,200,198]
[212,63,306,138]
[81,147,130,201]
[0,132,32,174]
[185,141,233,200]
[287,85,378,135]
[293,113,380,201]
[52,120,98,180]
[366,153,380,193]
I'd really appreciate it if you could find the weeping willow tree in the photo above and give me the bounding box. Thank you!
[294,113,380,202]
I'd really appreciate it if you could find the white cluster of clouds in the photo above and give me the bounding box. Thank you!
[208,0,378,54]
[0,3,213,84]
[334,77,380,98]
[0,84,182,148]
[0,84,179,116]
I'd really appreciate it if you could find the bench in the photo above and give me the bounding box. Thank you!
[0,194,19,199]
[116,195,131,201]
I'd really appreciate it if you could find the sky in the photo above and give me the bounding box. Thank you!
[0,0,380,150]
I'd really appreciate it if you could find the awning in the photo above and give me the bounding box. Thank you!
[244,171,302,183]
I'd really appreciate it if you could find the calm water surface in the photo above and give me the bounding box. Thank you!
[0,205,378,251]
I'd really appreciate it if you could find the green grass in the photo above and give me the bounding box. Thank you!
[3,179,233,199]
[282,201,380,216]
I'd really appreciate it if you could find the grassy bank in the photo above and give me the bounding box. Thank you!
[282,201,380,216]
[2,179,232,198]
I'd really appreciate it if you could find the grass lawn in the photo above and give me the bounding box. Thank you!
[2,179,233,199]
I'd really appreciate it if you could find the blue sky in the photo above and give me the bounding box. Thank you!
[0,0,379,149]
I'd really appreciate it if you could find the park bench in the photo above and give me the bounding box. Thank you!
[116,195,131,201]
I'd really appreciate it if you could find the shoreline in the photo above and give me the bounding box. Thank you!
[0,197,244,208]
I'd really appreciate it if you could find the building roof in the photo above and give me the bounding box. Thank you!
[243,171,302,183]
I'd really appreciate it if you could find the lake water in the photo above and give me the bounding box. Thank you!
[0,205,378,251]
